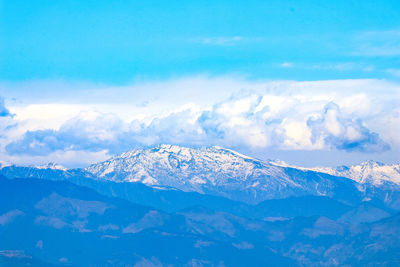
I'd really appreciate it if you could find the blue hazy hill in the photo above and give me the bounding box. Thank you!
[1,175,399,266]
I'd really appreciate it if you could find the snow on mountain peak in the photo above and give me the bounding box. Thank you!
[86,144,387,204]
[0,160,12,169]
[35,162,68,171]
[86,144,269,182]
[4,144,399,204]
[210,146,256,160]
[85,144,307,202]
[311,161,400,186]
[354,160,383,168]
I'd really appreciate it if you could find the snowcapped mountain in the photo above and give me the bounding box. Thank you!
[86,144,288,187]
[0,162,84,181]
[85,144,362,203]
[1,146,399,266]
[35,162,67,171]
[309,160,400,186]
[2,144,399,205]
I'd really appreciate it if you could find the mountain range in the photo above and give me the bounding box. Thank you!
[1,144,399,266]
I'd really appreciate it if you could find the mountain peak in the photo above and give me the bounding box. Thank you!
[310,161,400,186]
[154,144,188,152]
[359,160,385,168]
[85,144,301,203]
[35,162,67,171]
[112,144,258,162]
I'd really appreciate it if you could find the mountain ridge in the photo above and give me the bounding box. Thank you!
[3,144,398,187]
[83,144,364,204]
[1,144,399,206]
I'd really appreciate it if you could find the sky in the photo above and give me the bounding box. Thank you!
[0,0,399,168]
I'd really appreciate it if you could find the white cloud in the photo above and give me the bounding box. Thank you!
[1,77,399,166]
[307,103,389,153]
[278,119,315,150]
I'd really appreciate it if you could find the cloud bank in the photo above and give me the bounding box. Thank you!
[3,78,395,161]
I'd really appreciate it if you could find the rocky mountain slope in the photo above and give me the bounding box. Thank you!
[310,160,400,186]
[84,144,363,204]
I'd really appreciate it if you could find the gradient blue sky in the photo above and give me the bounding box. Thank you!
[2,0,400,82]
[0,0,399,167]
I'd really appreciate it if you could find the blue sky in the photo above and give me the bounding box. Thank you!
[2,0,400,82]
[0,0,399,167]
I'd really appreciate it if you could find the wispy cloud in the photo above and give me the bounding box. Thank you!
[311,62,371,72]
[362,65,375,72]
[195,36,245,46]
[280,62,293,68]
[352,29,400,56]
[387,68,400,77]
